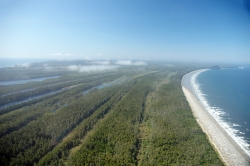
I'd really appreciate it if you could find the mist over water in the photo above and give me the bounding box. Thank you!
[195,67,250,156]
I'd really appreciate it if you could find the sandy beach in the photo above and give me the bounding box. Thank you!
[182,71,250,166]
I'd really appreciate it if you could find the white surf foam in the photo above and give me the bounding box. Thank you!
[190,70,250,157]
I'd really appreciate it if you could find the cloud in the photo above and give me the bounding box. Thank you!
[43,64,55,71]
[115,60,147,66]
[133,61,147,65]
[68,65,81,71]
[165,64,174,67]
[67,65,118,72]
[92,61,110,65]
[15,63,30,67]
[79,65,117,72]
[115,60,132,65]
[51,53,75,59]
[52,53,62,56]
[83,56,90,60]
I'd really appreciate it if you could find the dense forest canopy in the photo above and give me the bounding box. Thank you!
[0,61,223,165]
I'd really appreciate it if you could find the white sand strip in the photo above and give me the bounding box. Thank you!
[182,86,250,166]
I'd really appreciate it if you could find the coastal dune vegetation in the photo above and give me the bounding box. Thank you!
[0,61,223,165]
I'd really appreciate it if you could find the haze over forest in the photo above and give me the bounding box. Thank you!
[0,0,250,63]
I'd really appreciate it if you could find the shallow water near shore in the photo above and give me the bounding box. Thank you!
[195,67,250,157]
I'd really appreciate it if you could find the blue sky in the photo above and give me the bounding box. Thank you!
[0,0,250,63]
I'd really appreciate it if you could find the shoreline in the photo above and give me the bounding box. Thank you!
[182,70,250,166]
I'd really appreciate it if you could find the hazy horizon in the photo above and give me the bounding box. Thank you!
[1,0,250,63]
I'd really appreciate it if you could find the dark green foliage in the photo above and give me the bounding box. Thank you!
[37,82,134,166]
[0,66,224,166]
[69,75,155,165]
[0,74,125,165]
[137,74,223,165]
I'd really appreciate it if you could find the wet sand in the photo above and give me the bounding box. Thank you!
[182,71,250,166]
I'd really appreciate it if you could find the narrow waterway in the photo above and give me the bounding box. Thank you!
[0,76,60,86]
[0,76,128,110]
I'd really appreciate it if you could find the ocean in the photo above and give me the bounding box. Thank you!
[193,67,250,157]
